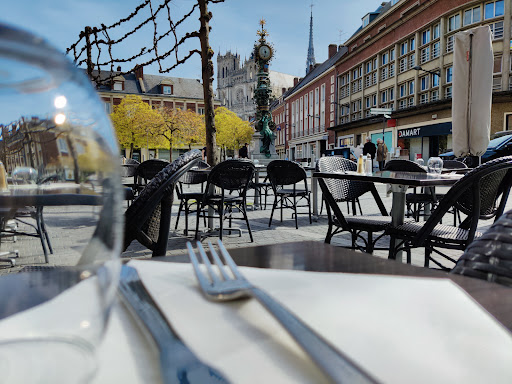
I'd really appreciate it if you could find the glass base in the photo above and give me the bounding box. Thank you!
[0,338,96,383]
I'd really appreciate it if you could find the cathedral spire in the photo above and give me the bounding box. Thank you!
[306,4,316,75]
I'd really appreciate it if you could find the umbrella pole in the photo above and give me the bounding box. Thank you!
[467,33,473,158]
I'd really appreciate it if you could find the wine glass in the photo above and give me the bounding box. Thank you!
[0,23,123,383]
[427,157,444,174]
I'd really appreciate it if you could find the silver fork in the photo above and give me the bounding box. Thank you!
[186,240,379,384]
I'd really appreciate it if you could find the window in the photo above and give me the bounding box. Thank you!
[421,47,430,64]
[446,35,454,53]
[382,52,389,65]
[448,14,461,32]
[446,66,453,83]
[484,0,504,19]
[399,83,406,97]
[410,37,415,51]
[362,15,370,28]
[489,21,504,39]
[113,82,123,91]
[432,73,439,87]
[421,76,429,91]
[381,91,387,103]
[400,41,408,56]
[162,85,173,94]
[432,24,440,40]
[421,29,430,45]
[464,6,481,25]
[408,80,415,95]
[494,55,503,73]
[198,107,205,115]
[104,102,112,115]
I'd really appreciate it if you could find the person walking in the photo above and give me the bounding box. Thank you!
[238,143,249,159]
[376,138,388,171]
[362,137,376,170]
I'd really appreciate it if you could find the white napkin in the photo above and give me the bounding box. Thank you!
[102,260,512,384]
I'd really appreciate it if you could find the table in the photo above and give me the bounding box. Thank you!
[155,241,512,332]
[312,170,463,261]
[0,184,102,263]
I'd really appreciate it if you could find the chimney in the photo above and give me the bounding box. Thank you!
[135,65,144,80]
[309,64,314,73]
[328,44,337,58]
[116,66,121,72]
[282,87,286,95]
[294,77,299,86]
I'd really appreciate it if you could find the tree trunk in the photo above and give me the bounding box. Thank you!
[198,0,218,166]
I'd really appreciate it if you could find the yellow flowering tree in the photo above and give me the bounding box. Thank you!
[215,107,254,155]
[110,95,164,158]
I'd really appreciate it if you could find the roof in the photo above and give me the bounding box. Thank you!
[345,1,392,43]
[87,69,214,100]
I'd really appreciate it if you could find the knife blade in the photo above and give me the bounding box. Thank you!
[118,264,230,384]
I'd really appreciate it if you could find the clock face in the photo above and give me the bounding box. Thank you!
[258,45,272,60]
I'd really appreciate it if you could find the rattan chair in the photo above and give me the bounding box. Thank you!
[133,158,170,194]
[436,159,468,225]
[384,159,437,221]
[194,159,255,242]
[450,209,512,287]
[174,160,209,235]
[387,156,512,269]
[267,160,312,229]
[316,157,390,253]
[123,150,201,256]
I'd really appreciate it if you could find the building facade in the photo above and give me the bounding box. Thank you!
[92,66,221,161]
[330,0,512,162]
[217,51,297,121]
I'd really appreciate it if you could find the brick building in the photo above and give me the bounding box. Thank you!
[91,66,221,161]
[272,0,512,162]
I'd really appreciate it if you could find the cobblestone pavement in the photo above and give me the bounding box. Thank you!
[1,180,511,274]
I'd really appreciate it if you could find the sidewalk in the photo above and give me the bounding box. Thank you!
[2,182,511,273]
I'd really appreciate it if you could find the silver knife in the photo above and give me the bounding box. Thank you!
[118,264,230,384]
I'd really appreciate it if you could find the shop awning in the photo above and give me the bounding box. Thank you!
[397,122,452,139]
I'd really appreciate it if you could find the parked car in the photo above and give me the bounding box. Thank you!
[439,132,512,165]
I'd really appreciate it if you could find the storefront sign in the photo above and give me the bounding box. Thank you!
[397,122,452,139]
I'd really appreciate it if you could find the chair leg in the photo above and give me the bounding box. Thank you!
[268,198,278,227]
[324,223,333,243]
[280,196,284,222]
[293,195,298,229]
[424,245,431,267]
[241,200,253,242]
[194,203,202,240]
[183,202,189,236]
[357,199,363,215]
[307,195,312,224]
[39,208,53,254]
[366,232,374,254]
[218,203,224,241]
[175,200,184,230]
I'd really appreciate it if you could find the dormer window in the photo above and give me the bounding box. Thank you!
[160,80,174,95]
[362,15,370,28]
[111,75,125,91]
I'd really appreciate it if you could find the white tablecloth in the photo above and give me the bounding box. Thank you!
[93,260,512,383]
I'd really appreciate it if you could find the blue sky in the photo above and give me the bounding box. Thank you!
[1,0,380,84]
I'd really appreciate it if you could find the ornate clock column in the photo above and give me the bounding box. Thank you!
[252,19,278,163]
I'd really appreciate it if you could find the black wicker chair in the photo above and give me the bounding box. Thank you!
[450,209,512,287]
[436,159,468,225]
[384,159,437,221]
[250,175,273,210]
[174,160,209,235]
[133,158,170,194]
[267,160,312,229]
[387,156,512,269]
[316,157,390,253]
[194,159,255,242]
[123,150,201,256]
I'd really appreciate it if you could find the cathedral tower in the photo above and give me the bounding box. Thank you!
[305,5,316,75]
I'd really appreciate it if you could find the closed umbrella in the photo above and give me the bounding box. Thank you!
[452,25,493,158]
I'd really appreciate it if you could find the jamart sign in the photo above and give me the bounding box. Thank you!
[398,127,422,138]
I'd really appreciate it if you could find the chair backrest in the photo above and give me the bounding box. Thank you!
[316,157,388,224]
[135,159,170,185]
[124,150,201,255]
[178,160,209,185]
[207,159,255,193]
[125,158,140,165]
[317,156,374,202]
[267,160,307,191]
[442,160,467,169]
[414,156,512,246]
[384,159,426,173]
[450,209,512,287]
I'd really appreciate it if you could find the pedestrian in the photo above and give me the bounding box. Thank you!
[362,137,376,161]
[201,147,207,162]
[238,143,249,159]
[376,138,388,171]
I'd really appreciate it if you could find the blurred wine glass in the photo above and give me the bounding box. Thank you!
[0,23,123,383]
[427,157,444,174]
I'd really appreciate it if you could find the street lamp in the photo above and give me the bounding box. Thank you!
[413,65,441,77]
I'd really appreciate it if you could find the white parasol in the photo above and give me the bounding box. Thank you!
[452,25,493,158]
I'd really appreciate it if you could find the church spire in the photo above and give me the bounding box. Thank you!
[306,4,316,75]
